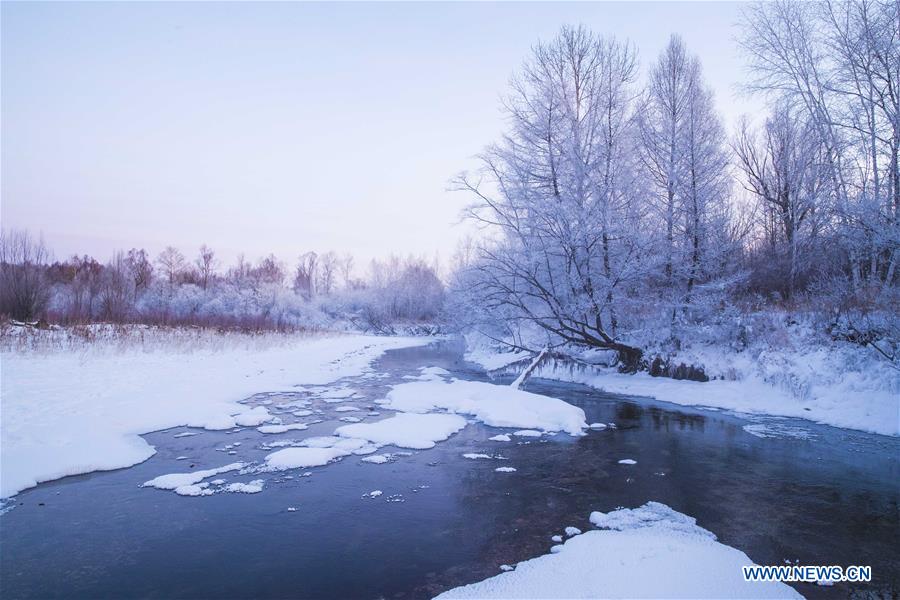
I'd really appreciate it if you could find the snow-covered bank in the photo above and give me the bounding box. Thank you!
[0,333,429,498]
[437,502,801,599]
[467,339,900,437]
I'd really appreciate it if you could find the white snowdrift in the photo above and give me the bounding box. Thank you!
[383,379,587,436]
[437,502,801,599]
[0,334,429,498]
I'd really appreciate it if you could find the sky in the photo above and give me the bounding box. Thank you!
[2,1,759,270]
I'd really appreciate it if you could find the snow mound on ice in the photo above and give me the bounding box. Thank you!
[263,447,350,471]
[438,502,801,599]
[257,423,309,434]
[335,412,467,449]
[383,380,586,436]
[142,462,244,496]
[225,480,264,494]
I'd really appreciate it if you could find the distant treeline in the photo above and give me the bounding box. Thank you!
[0,230,444,333]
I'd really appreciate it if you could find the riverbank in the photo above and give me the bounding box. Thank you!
[465,332,900,437]
[0,327,431,498]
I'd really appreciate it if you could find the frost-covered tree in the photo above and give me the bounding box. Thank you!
[454,25,646,370]
[293,252,318,300]
[156,246,186,285]
[735,105,830,297]
[195,245,217,290]
[317,251,339,296]
[0,230,51,321]
[639,35,733,313]
[740,0,900,291]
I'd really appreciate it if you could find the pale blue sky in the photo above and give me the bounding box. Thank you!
[2,1,756,268]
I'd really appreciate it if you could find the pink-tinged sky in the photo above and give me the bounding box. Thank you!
[2,1,760,268]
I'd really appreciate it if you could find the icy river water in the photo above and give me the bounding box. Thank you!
[1,338,898,599]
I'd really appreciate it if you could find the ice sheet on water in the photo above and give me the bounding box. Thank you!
[513,430,542,437]
[383,380,587,436]
[142,462,245,496]
[335,413,467,450]
[438,502,801,599]
[257,423,309,434]
[742,422,816,440]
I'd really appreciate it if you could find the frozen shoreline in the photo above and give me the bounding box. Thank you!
[0,332,430,498]
[465,344,900,437]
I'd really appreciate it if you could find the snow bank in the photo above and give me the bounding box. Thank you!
[548,367,899,437]
[383,380,587,436]
[1,334,429,498]
[437,502,801,599]
[335,413,467,449]
[467,341,899,437]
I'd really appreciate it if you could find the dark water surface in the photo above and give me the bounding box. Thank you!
[2,339,898,599]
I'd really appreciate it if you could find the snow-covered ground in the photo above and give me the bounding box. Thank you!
[466,337,900,437]
[0,332,429,498]
[437,502,801,599]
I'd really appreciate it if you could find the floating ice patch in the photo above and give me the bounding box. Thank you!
[589,423,608,430]
[335,413,467,450]
[618,459,637,465]
[263,447,351,471]
[232,406,274,427]
[361,454,391,464]
[291,409,314,417]
[316,388,358,402]
[362,490,383,499]
[495,467,516,473]
[334,406,358,412]
[257,423,309,434]
[513,430,543,438]
[224,480,264,494]
[142,463,244,496]
[551,535,563,542]
[299,436,379,455]
[339,416,362,423]
[173,431,200,438]
[742,423,816,440]
[489,434,511,442]
[383,379,587,436]
[499,565,514,572]
[565,526,581,536]
[463,453,507,460]
[175,456,188,460]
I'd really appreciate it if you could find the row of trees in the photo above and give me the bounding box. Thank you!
[0,230,444,331]
[451,1,898,370]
